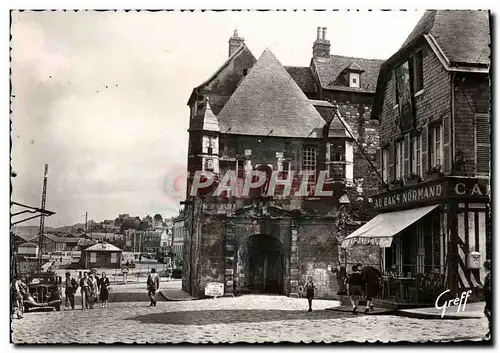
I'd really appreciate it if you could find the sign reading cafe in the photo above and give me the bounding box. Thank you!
[374,184,443,208]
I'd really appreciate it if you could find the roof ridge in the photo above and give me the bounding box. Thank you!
[217,48,325,138]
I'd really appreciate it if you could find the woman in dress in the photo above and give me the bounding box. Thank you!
[100,272,110,308]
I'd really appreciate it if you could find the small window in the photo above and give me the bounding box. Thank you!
[430,124,443,168]
[236,159,245,179]
[90,252,96,263]
[330,141,345,162]
[413,51,424,93]
[302,147,317,182]
[243,68,248,76]
[411,135,422,177]
[349,73,360,88]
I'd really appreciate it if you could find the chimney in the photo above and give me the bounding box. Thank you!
[228,29,245,57]
[312,26,330,59]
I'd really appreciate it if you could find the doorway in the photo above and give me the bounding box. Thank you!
[241,234,284,294]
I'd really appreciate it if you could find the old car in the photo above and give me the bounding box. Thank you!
[23,272,63,312]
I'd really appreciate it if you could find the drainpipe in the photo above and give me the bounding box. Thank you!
[451,72,456,173]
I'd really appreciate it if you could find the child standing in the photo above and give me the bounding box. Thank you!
[304,276,316,312]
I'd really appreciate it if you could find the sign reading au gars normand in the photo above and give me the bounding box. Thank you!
[372,178,490,209]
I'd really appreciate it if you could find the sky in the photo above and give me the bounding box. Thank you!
[10,10,426,227]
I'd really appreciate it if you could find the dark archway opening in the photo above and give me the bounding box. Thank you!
[242,234,284,294]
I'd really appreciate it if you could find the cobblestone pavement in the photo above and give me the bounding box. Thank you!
[11,295,489,343]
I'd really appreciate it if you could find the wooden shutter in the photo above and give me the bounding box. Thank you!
[421,125,428,175]
[475,114,490,175]
[443,115,450,173]
[388,140,395,182]
[404,134,410,178]
[375,147,382,180]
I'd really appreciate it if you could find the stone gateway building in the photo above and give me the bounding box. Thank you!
[182,29,384,298]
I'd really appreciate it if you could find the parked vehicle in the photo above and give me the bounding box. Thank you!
[171,268,182,279]
[23,272,63,312]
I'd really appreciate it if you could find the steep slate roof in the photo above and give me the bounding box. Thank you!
[284,66,317,93]
[401,10,490,66]
[372,10,490,119]
[217,49,326,138]
[313,55,384,93]
[187,44,256,105]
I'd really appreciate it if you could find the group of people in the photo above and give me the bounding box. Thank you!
[304,263,382,314]
[64,271,111,310]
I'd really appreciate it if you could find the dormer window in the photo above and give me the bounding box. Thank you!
[349,73,360,88]
[342,62,364,89]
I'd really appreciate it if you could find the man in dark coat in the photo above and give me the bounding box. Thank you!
[361,265,382,312]
[332,264,347,295]
[64,272,78,310]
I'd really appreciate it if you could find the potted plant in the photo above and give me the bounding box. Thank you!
[406,173,422,186]
[389,178,405,190]
[426,164,444,179]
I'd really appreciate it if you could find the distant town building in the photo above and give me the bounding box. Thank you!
[82,242,123,269]
[172,215,184,260]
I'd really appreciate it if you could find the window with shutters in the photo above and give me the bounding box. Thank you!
[302,147,317,182]
[475,114,490,175]
[430,124,443,169]
[236,159,245,179]
[382,147,389,183]
[395,140,404,179]
[411,134,422,177]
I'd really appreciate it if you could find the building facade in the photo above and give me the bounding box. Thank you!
[182,28,384,298]
[342,10,491,305]
[124,230,162,253]
[82,242,123,269]
[172,215,184,260]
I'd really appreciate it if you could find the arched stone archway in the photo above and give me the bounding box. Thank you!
[236,234,284,294]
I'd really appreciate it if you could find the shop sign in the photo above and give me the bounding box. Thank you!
[450,181,490,197]
[373,183,443,209]
[372,178,489,210]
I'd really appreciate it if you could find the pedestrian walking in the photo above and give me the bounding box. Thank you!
[483,260,492,339]
[100,272,110,308]
[347,264,364,314]
[361,265,382,312]
[64,272,78,310]
[147,268,160,307]
[332,263,347,295]
[304,276,317,312]
[89,273,99,308]
[79,272,92,310]
[10,276,27,319]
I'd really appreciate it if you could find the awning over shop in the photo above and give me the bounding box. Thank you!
[341,204,440,248]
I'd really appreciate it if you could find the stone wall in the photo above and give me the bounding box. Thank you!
[297,218,339,298]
